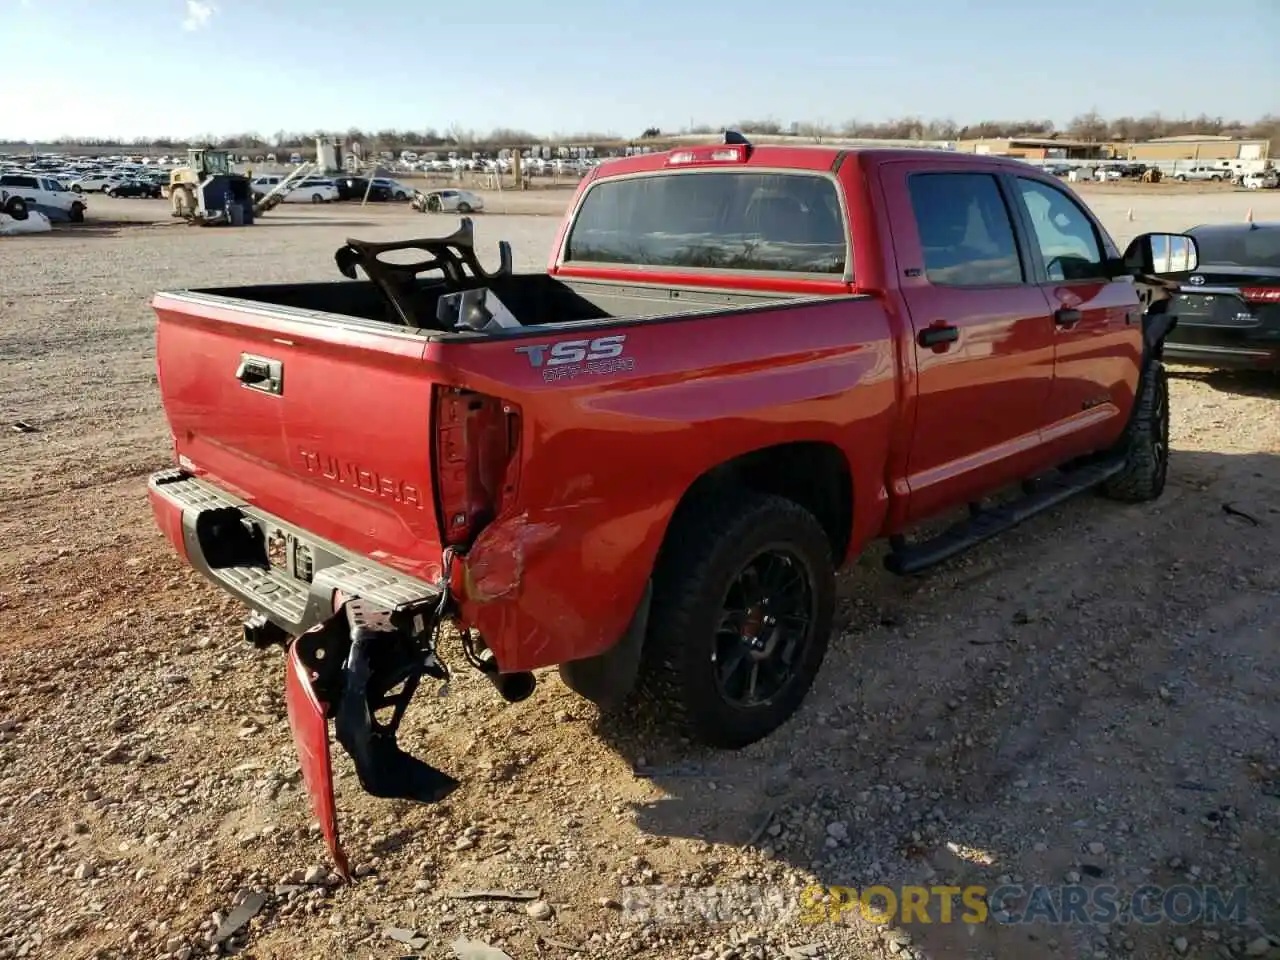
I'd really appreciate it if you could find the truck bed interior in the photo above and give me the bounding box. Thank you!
[183,221,816,334]
[191,272,802,330]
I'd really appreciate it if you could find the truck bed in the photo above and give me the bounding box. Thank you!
[187,273,809,334]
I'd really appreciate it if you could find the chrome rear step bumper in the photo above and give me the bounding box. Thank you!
[147,469,441,634]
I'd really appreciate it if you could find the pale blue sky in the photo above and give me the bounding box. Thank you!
[3,0,1276,140]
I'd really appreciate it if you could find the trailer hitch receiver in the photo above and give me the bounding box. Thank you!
[284,598,459,876]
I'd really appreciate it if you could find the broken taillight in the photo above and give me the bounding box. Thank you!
[432,387,521,547]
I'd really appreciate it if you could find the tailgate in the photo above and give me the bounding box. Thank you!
[154,291,446,581]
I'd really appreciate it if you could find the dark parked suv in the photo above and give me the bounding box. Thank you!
[1166,222,1280,370]
[334,177,392,202]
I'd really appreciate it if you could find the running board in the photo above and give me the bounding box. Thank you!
[885,458,1126,576]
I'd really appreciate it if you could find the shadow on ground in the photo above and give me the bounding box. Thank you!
[590,449,1280,958]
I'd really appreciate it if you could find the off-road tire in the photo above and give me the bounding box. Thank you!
[171,184,195,218]
[4,196,29,221]
[1101,360,1169,503]
[635,491,835,748]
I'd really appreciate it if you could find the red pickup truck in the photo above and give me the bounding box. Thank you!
[148,134,1198,871]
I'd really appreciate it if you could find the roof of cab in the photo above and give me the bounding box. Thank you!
[590,140,1036,179]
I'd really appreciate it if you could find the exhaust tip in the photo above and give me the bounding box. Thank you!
[491,671,536,704]
[469,636,536,703]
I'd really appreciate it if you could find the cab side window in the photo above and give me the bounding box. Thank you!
[907,173,1024,287]
[1016,178,1105,281]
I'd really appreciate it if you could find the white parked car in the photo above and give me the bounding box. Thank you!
[0,172,88,222]
[251,176,338,203]
[412,188,484,213]
[1242,170,1278,190]
[285,178,339,203]
[70,173,121,193]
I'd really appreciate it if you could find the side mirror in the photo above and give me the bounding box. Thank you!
[1121,232,1199,276]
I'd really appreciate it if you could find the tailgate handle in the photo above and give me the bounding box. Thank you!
[236,354,283,395]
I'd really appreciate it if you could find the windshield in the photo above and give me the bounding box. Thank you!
[1189,226,1280,269]
[565,170,848,275]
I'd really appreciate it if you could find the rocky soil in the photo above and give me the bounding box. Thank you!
[0,190,1277,960]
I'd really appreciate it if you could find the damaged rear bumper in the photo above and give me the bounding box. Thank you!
[148,468,442,636]
[286,599,459,875]
[150,470,461,874]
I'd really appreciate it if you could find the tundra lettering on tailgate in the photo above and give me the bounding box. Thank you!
[515,334,635,383]
[297,448,425,509]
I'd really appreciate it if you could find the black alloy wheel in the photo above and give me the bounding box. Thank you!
[714,549,816,708]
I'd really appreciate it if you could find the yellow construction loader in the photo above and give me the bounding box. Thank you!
[167,148,256,225]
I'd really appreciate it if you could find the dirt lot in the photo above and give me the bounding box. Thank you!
[0,184,1278,960]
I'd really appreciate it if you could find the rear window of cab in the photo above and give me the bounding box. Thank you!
[564,171,848,275]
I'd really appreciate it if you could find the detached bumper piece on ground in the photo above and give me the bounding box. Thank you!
[284,598,459,877]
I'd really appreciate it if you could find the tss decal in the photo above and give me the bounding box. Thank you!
[515,335,627,368]
[515,335,635,382]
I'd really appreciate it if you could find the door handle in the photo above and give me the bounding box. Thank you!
[917,324,960,348]
[1054,307,1082,328]
[235,354,283,395]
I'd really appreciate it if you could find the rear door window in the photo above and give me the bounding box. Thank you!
[565,171,847,275]
[906,172,1024,286]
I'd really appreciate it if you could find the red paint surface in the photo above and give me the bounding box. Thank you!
[284,642,349,878]
[153,145,1145,675]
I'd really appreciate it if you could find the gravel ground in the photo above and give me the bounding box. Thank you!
[0,184,1277,960]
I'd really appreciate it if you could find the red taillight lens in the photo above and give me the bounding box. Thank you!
[1240,287,1280,303]
[433,387,521,547]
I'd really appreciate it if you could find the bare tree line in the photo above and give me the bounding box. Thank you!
[717,112,1280,144]
[4,112,1278,152]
